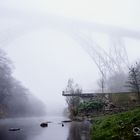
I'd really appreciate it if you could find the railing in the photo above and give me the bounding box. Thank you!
[62,91,133,98]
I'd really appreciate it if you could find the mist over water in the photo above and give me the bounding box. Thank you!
[1,2,140,113]
[0,116,91,140]
[0,1,140,140]
[0,116,68,140]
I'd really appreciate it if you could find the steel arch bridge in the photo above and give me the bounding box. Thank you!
[1,13,140,80]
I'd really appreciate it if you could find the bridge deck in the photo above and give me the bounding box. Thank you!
[62,93,98,97]
[62,92,132,98]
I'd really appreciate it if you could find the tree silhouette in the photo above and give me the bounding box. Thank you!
[127,62,140,102]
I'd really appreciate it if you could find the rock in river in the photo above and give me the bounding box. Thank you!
[9,128,20,131]
[40,122,48,127]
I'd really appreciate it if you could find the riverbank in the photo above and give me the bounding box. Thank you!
[90,107,140,140]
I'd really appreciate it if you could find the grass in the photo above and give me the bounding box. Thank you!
[91,107,140,140]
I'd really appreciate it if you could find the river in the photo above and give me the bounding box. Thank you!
[0,116,91,140]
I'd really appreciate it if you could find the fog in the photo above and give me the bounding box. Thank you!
[1,0,140,115]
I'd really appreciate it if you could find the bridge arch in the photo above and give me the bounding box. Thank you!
[1,14,140,79]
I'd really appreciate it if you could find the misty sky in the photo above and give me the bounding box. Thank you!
[1,0,140,114]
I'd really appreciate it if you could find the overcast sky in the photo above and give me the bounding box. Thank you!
[1,0,140,114]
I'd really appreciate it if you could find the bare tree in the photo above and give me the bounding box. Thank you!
[97,77,105,93]
[64,79,82,117]
[127,62,140,102]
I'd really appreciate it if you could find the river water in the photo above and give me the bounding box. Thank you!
[0,116,91,140]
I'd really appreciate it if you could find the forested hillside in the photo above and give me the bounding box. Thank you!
[0,49,46,117]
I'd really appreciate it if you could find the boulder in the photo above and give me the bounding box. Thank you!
[40,122,48,127]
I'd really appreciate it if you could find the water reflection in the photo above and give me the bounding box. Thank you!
[0,118,43,140]
[67,120,91,140]
[0,117,91,140]
[0,117,69,140]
